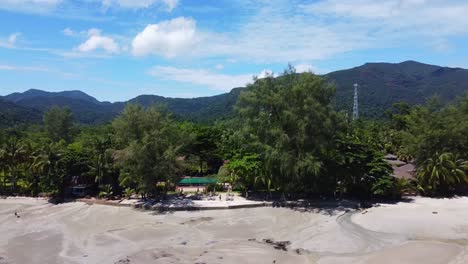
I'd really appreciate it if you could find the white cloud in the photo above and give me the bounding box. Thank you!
[161,0,178,11]
[147,66,285,91]
[0,32,21,48]
[430,39,452,53]
[0,64,50,72]
[4,0,468,68]
[76,29,119,54]
[215,64,224,70]
[0,0,61,13]
[0,63,78,78]
[189,3,365,63]
[86,28,102,37]
[148,66,255,91]
[303,0,401,19]
[132,17,197,57]
[8,33,20,44]
[301,0,468,36]
[256,69,274,79]
[62,27,75,37]
[294,64,314,73]
[183,0,468,62]
[101,0,178,11]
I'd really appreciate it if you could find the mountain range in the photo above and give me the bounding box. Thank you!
[1,60,467,126]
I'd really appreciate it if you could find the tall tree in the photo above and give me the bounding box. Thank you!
[37,143,66,197]
[183,125,223,176]
[113,105,182,196]
[226,154,262,195]
[43,107,74,142]
[236,68,341,193]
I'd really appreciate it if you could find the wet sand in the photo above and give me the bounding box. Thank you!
[1,197,468,263]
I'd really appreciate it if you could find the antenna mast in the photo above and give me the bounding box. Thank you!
[352,83,359,120]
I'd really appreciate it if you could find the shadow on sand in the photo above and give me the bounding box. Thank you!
[258,195,416,216]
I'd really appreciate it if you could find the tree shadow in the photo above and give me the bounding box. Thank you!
[274,199,360,216]
[263,196,418,216]
[136,197,202,215]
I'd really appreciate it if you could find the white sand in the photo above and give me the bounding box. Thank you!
[352,197,468,239]
[1,196,468,264]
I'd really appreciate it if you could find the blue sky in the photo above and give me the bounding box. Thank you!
[1,0,468,101]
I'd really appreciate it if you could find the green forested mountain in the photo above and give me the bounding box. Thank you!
[0,99,42,127]
[4,88,102,104]
[6,96,119,124]
[327,60,468,117]
[127,87,243,123]
[1,61,467,126]
[0,87,243,126]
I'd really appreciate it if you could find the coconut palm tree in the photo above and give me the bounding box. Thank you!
[39,143,66,196]
[27,147,53,196]
[417,152,468,195]
[0,147,7,193]
[88,136,112,186]
[2,139,27,194]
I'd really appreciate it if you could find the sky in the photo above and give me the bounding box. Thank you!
[1,0,468,102]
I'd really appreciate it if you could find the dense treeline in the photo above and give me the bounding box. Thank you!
[0,68,466,200]
[384,97,468,195]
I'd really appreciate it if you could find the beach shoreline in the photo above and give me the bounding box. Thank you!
[1,196,468,263]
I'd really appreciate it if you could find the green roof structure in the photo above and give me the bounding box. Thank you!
[178,177,218,185]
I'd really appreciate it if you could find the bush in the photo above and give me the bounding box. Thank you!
[372,177,417,199]
[206,183,224,192]
[371,176,401,199]
[123,187,134,198]
[99,184,113,199]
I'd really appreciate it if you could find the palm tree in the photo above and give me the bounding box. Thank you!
[91,137,109,185]
[86,136,116,189]
[2,139,27,194]
[28,147,52,196]
[40,143,65,196]
[0,147,7,193]
[417,152,468,195]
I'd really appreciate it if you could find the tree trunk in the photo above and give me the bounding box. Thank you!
[199,159,203,177]
[11,168,16,194]
[32,174,39,197]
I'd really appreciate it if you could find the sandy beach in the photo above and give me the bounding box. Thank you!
[1,197,468,264]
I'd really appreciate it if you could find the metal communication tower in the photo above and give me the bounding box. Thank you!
[352,83,359,120]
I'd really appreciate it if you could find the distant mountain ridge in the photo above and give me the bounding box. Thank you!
[0,99,42,127]
[326,60,468,116]
[1,61,467,126]
[4,89,101,104]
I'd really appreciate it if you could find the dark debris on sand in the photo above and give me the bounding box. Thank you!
[0,256,9,264]
[249,238,310,254]
[115,257,130,264]
[180,217,214,225]
[262,239,291,251]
